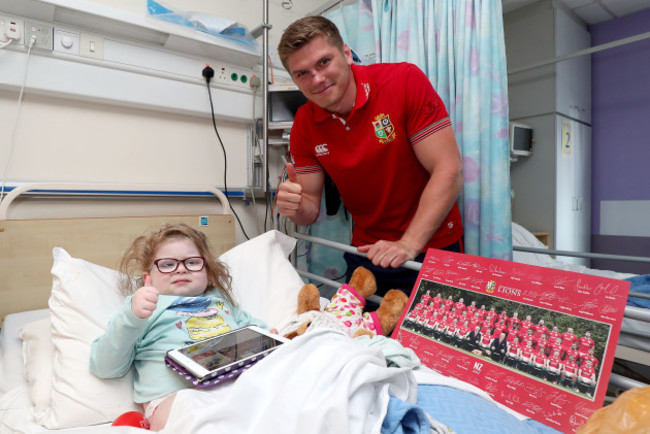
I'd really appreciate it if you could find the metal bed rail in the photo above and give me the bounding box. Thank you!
[293,231,650,308]
[609,373,648,390]
[513,245,650,264]
[0,182,231,225]
[291,231,422,305]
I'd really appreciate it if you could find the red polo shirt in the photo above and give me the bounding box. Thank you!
[290,62,463,250]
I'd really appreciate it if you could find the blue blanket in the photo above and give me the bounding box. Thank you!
[626,274,650,308]
[381,397,432,434]
[383,385,562,434]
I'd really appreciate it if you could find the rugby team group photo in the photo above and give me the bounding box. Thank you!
[402,284,607,398]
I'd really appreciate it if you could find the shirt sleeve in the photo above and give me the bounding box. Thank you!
[289,106,324,175]
[402,64,452,145]
[89,297,148,379]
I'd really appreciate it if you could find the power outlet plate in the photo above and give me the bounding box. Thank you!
[0,16,25,45]
[25,20,53,50]
[207,63,254,89]
[212,65,230,84]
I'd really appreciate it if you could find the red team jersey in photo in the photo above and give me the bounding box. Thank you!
[547,355,563,373]
[578,336,595,353]
[561,332,578,348]
[579,366,596,383]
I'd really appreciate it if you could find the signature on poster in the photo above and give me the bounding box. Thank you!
[545,390,571,407]
[500,390,521,406]
[444,270,461,281]
[538,290,564,303]
[553,276,577,289]
[483,380,499,395]
[600,304,618,315]
[579,300,599,311]
[470,278,485,289]
[569,402,593,427]
[488,264,509,275]
[522,401,543,413]
[575,279,597,294]
[546,407,567,419]
[502,375,526,390]
[439,352,456,367]
[593,282,622,297]
[428,269,445,279]
[457,260,488,273]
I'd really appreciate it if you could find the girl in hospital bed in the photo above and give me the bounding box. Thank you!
[89,223,269,431]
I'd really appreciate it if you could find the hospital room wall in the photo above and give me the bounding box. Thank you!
[589,8,650,274]
[0,0,324,244]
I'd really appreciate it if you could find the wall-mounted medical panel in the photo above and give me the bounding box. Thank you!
[0,0,262,66]
[0,0,263,122]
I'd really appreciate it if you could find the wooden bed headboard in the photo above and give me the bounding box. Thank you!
[0,183,236,322]
[0,214,234,322]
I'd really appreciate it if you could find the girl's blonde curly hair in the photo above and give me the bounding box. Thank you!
[118,223,235,306]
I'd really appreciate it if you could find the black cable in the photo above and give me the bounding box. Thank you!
[202,65,250,240]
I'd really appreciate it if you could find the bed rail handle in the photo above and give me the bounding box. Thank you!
[290,231,423,272]
[0,182,231,224]
[608,372,648,390]
[514,245,650,264]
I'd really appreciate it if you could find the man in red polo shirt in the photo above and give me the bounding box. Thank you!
[276,16,464,303]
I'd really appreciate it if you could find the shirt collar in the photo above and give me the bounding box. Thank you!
[309,64,370,123]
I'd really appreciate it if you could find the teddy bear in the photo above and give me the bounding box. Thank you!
[284,266,409,339]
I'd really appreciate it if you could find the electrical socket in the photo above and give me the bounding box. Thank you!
[205,63,253,88]
[25,20,53,49]
[0,15,24,45]
[212,65,229,84]
[0,16,8,43]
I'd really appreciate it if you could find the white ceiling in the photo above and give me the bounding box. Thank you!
[502,0,650,25]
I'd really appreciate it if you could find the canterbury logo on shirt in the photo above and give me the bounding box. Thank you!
[315,144,329,156]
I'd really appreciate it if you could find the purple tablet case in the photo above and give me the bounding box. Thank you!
[164,348,276,389]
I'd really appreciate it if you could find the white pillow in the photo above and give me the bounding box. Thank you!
[0,308,48,395]
[220,230,303,331]
[23,230,303,429]
[19,317,54,418]
[43,247,141,429]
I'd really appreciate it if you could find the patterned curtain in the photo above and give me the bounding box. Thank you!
[326,0,513,260]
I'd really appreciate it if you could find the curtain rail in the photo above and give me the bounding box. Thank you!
[508,30,650,75]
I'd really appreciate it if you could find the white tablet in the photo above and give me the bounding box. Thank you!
[166,326,288,380]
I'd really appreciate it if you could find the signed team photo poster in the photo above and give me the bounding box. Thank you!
[392,249,629,433]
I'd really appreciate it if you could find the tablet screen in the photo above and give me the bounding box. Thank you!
[175,327,284,376]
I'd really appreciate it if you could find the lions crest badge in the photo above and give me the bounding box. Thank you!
[372,113,396,143]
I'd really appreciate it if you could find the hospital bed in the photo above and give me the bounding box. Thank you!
[0,183,645,434]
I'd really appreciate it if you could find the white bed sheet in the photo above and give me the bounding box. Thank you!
[0,317,534,434]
